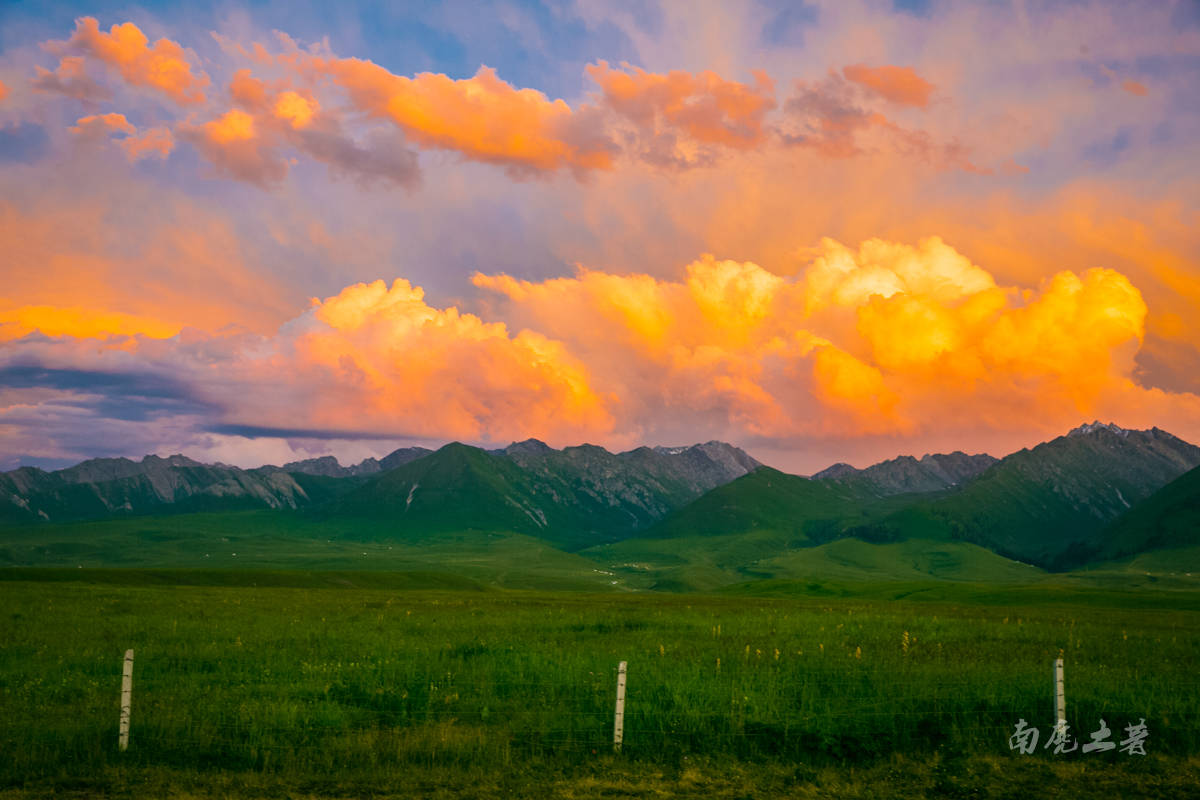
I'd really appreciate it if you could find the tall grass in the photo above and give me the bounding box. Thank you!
[2,579,1197,788]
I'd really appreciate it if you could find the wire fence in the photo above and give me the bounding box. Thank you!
[2,652,1195,776]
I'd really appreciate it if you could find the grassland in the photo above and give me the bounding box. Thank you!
[585,534,1046,591]
[0,512,628,591]
[1,574,1198,798]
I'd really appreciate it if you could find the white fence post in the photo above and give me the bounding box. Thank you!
[613,660,627,752]
[1054,657,1065,726]
[119,649,133,752]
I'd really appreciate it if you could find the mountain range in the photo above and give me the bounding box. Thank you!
[841,423,1200,568]
[0,439,760,541]
[3,422,1199,586]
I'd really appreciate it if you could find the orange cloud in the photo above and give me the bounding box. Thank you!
[804,236,996,311]
[230,68,269,110]
[586,61,775,168]
[24,24,1003,187]
[70,112,135,138]
[0,305,179,341]
[472,237,1197,442]
[842,64,934,108]
[1122,79,1149,96]
[0,193,295,339]
[0,79,8,103]
[121,127,174,161]
[6,236,1197,456]
[48,17,208,104]
[811,344,904,431]
[263,279,615,442]
[228,69,319,129]
[208,108,256,143]
[274,90,318,129]
[178,109,286,186]
[180,71,418,188]
[31,55,109,101]
[782,75,986,171]
[68,113,173,162]
[305,57,615,174]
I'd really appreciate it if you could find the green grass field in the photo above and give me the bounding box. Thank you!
[1,573,1198,798]
[0,512,630,591]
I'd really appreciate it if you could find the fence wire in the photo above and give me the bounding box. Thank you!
[2,654,1195,774]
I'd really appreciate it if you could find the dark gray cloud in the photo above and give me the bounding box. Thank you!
[0,365,212,422]
[205,423,424,441]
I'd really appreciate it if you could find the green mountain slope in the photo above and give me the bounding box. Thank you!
[1,440,760,550]
[637,467,881,542]
[582,532,1043,592]
[1091,463,1200,561]
[327,440,761,550]
[749,538,1044,583]
[856,423,1200,568]
[496,439,760,530]
[0,456,315,524]
[328,442,560,538]
[579,469,961,591]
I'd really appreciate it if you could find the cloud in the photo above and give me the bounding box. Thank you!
[44,17,209,104]
[178,109,288,186]
[180,69,420,189]
[265,278,615,442]
[21,18,1007,188]
[842,64,934,107]
[302,56,617,175]
[70,112,135,139]
[31,56,110,102]
[274,90,318,129]
[0,365,211,421]
[474,236,1197,440]
[68,113,173,163]
[5,2,1199,473]
[121,127,174,161]
[586,60,776,168]
[781,73,987,171]
[4,235,1199,467]
[0,306,178,342]
[1121,79,1149,96]
[0,183,297,339]
[0,79,9,103]
[291,125,419,188]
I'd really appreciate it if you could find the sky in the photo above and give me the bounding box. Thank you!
[0,0,1198,474]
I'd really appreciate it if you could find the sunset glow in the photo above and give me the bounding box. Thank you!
[1,1,1198,472]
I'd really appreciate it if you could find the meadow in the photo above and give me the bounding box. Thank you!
[2,568,1200,796]
[2,573,1199,798]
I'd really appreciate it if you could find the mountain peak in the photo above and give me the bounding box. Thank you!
[283,454,342,471]
[141,454,202,468]
[1068,421,1131,438]
[812,451,997,495]
[503,438,554,455]
[811,462,858,480]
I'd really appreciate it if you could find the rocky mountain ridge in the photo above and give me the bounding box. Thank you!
[866,423,1200,567]
[327,440,763,549]
[0,439,760,530]
[268,446,434,477]
[0,454,310,524]
[5,423,1197,570]
[813,451,998,496]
